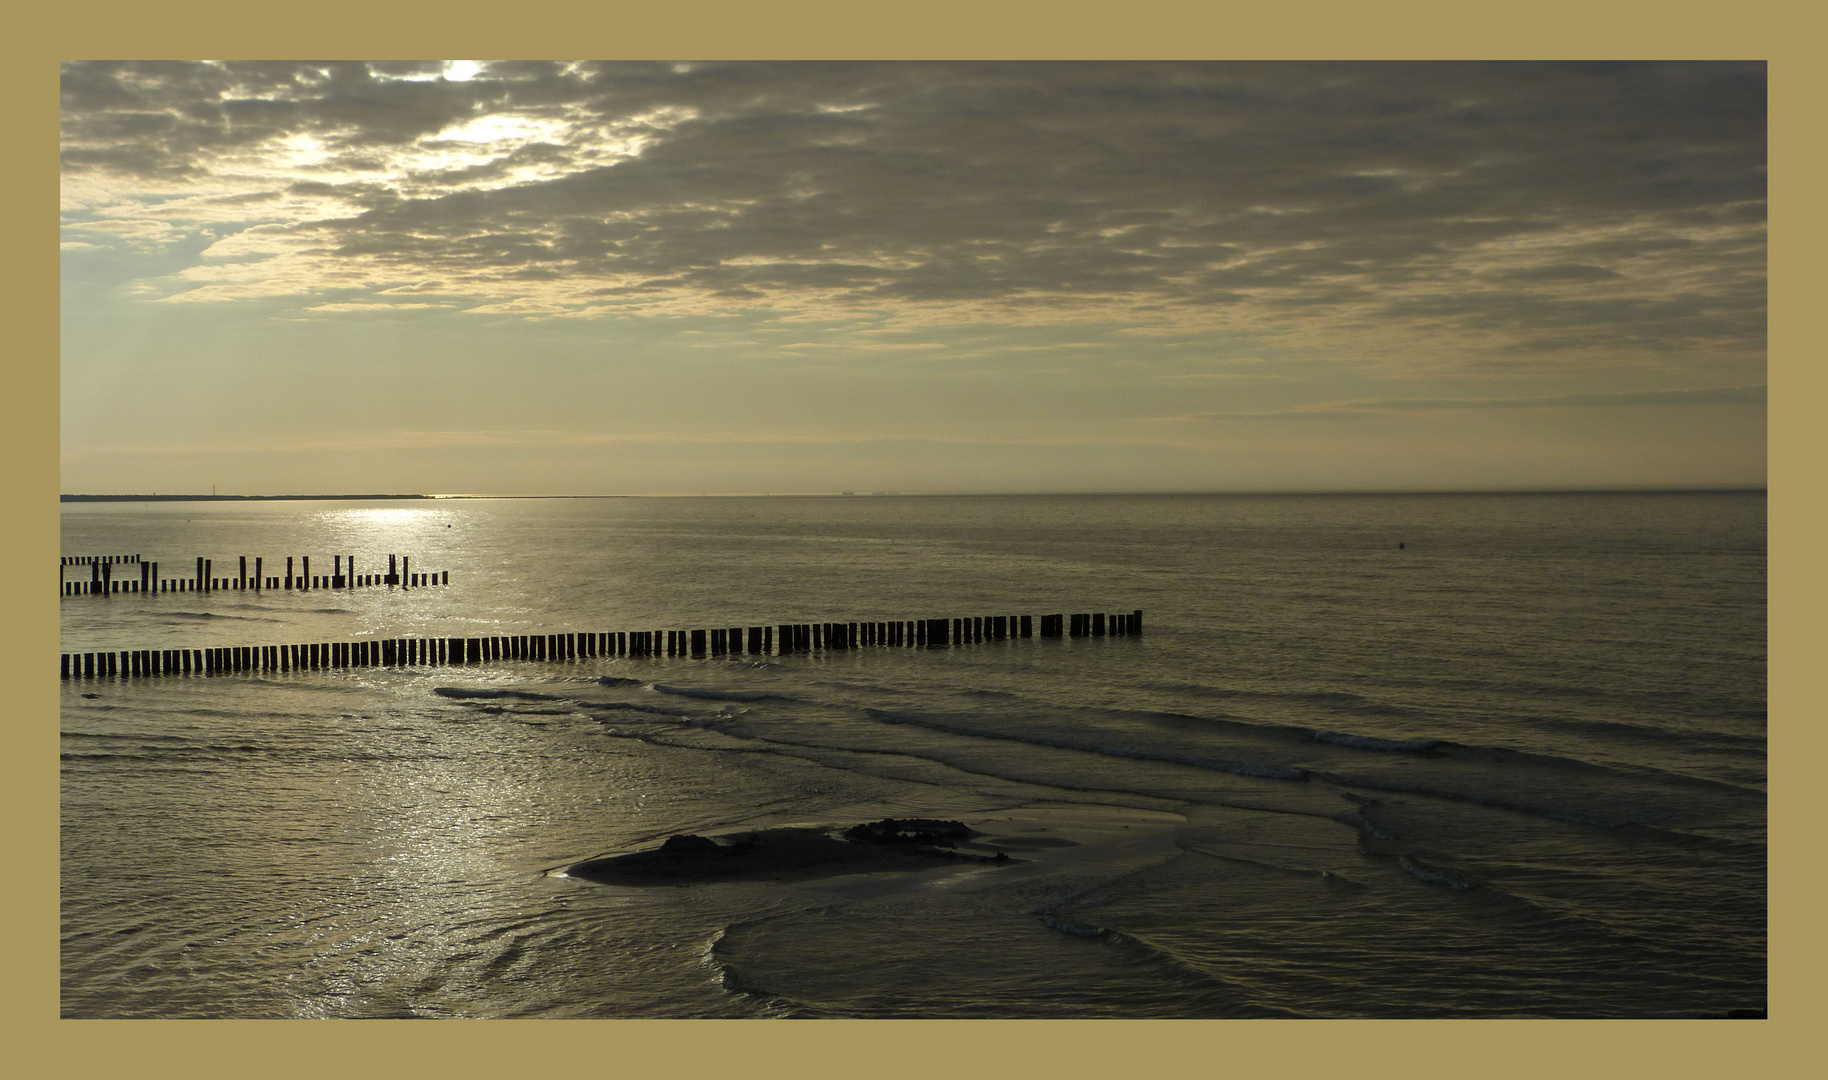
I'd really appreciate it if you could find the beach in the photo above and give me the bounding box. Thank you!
[60,491,1767,1017]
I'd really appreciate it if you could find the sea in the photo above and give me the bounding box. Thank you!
[58,491,1767,1018]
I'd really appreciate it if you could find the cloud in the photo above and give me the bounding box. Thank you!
[303,301,452,313]
[61,61,1765,370]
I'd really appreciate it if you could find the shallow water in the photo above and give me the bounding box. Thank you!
[59,492,1766,1017]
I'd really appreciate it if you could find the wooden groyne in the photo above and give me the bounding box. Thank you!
[61,609,1142,679]
[59,553,448,596]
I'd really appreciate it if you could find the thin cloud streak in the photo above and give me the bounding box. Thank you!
[1150,384,1767,421]
[61,427,1209,459]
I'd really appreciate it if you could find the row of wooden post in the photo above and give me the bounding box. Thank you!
[62,555,140,565]
[61,609,1142,679]
[60,554,446,597]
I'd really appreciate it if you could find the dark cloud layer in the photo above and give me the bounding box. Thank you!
[61,61,1765,364]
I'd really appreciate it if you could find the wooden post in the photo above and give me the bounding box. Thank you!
[387,554,397,587]
[402,555,410,590]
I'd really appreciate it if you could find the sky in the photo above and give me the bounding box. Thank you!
[59,61,1766,495]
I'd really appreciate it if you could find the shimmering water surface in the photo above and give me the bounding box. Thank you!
[59,492,1766,1017]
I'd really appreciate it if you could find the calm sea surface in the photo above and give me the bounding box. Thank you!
[59,492,1766,1017]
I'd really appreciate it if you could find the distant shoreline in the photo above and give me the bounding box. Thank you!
[60,494,434,503]
[60,487,1766,503]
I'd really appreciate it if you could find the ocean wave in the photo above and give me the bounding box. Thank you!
[1428,742,1768,798]
[433,687,562,702]
[61,731,190,742]
[650,684,794,704]
[1038,914,1108,939]
[1309,729,1445,753]
[588,702,701,720]
[1397,855,1478,891]
[862,707,1309,782]
[1527,712,1767,750]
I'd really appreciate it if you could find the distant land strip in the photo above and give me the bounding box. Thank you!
[61,494,432,502]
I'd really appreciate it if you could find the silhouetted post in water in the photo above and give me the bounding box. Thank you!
[237,556,245,590]
[402,555,410,590]
[302,556,310,591]
[285,557,294,590]
[387,554,398,587]
[333,555,341,588]
[141,561,149,594]
[347,556,354,589]
[691,629,706,657]
[1093,613,1105,636]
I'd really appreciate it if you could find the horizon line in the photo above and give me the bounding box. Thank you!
[61,485,1769,503]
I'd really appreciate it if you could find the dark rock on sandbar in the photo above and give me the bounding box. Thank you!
[565,819,1009,886]
[842,817,976,846]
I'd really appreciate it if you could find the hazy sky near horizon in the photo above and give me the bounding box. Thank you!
[60,61,1765,494]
